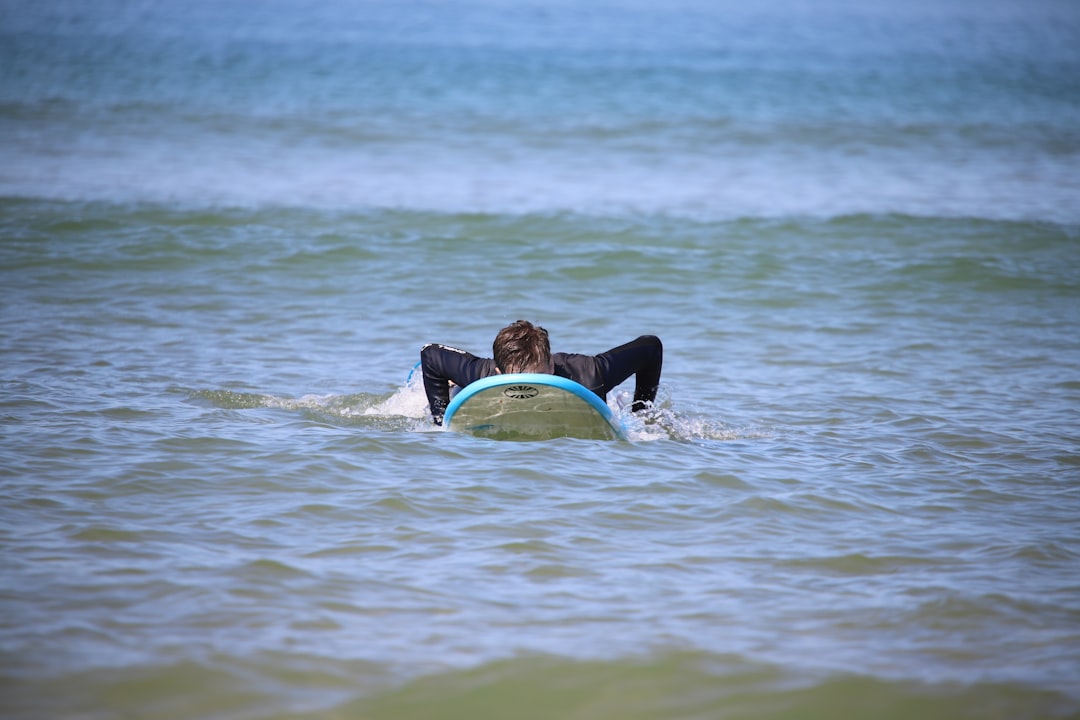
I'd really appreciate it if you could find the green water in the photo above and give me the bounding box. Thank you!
[3,201,1078,718]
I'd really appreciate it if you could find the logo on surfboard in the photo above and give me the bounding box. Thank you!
[503,385,539,399]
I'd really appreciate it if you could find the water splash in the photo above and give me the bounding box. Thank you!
[188,380,432,431]
[191,380,760,442]
[359,370,431,421]
[611,388,766,443]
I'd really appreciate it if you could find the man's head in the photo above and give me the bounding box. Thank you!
[493,320,554,374]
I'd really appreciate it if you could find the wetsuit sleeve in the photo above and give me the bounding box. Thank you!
[594,335,663,412]
[419,344,498,425]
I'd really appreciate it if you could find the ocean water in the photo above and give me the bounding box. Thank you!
[2,0,1080,718]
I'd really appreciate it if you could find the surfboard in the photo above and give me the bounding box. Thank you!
[442,373,627,441]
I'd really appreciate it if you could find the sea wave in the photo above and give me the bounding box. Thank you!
[3,650,1076,720]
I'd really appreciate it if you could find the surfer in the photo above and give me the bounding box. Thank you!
[420,320,662,425]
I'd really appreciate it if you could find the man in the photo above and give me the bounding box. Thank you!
[420,320,662,425]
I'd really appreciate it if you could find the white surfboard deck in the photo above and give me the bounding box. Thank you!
[442,373,627,441]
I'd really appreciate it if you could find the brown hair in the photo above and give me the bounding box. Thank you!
[493,320,553,374]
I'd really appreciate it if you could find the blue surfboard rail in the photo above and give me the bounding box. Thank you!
[443,373,625,439]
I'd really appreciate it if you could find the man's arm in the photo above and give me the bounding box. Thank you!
[555,335,663,412]
[595,335,663,412]
[419,344,498,424]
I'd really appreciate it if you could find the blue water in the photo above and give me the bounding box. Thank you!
[2,1,1080,718]
[4,0,1079,220]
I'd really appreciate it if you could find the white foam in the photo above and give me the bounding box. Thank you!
[361,373,431,420]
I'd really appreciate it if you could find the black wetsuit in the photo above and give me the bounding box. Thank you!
[420,335,662,425]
